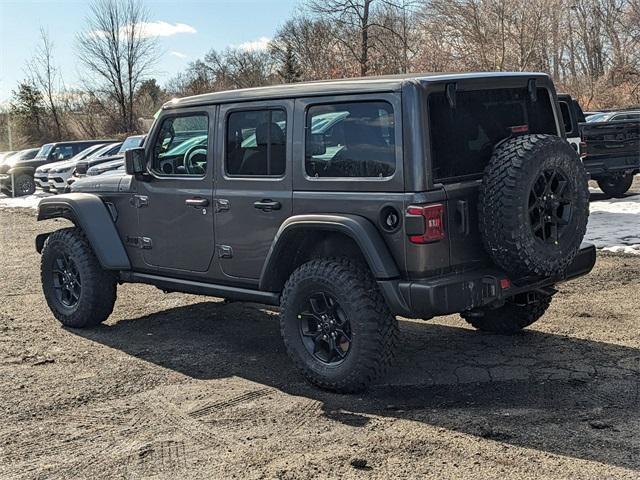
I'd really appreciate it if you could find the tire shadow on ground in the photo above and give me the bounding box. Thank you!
[73,301,640,470]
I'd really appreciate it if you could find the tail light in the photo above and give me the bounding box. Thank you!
[406,204,445,244]
[510,124,529,134]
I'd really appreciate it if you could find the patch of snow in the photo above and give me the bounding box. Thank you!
[585,193,640,255]
[0,191,51,210]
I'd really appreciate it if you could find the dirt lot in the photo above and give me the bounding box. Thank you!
[0,205,638,479]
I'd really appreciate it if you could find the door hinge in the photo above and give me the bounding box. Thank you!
[217,245,233,258]
[214,198,230,212]
[131,195,149,208]
[126,236,153,249]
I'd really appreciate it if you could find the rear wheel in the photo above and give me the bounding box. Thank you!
[280,258,397,393]
[597,173,634,198]
[41,228,117,328]
[14,174,35,196]
[461,293,552,334]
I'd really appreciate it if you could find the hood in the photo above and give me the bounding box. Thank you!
[36,162,60,174]
[70,170,132,193]
[88,158,124,175]
[47,159,79,173]
[84,153,124,168]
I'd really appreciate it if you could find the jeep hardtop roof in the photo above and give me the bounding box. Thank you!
[164,72,551,109]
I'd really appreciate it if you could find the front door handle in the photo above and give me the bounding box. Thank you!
[185,197,209,207]
[254,199,281,211]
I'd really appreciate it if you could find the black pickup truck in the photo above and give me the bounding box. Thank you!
[559,94,640,197]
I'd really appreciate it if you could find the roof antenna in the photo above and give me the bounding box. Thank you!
[446,83,457,109]
[528,79,537,102]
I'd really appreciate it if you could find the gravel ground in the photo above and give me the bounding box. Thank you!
[0,198,639,479]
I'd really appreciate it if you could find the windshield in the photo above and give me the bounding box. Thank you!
[71,144,104,161]
[118,136,143,153]
[35,143,54,159]
[89,143,117,158]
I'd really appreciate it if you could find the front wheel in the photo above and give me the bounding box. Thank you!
[14,174,36,196]
[280,258,398,393]
[597,173,634,198]
[461,293,552,334]
[41,228,117,328]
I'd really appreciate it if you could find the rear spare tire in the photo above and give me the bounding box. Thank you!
[479,134,589,277]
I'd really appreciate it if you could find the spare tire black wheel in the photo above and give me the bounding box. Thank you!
[597,173,634,198]
[479,134,589,278]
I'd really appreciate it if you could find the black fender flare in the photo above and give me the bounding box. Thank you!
[259,214,400,291]
[7,166,35,176]
[36,193,131,270]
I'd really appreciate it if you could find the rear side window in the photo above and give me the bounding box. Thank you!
[305,101,395,178]
[429,87,556,182]
[226,109,287,176]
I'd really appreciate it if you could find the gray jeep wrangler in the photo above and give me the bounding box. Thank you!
[36,73,595,393]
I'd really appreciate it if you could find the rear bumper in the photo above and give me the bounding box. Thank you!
[379,243,597,318]
[583,155,640,177]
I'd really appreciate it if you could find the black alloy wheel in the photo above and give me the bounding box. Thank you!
[528,168,573,244]
[15,174,36,196]
[298,291,352,365]
[52,254,82,308]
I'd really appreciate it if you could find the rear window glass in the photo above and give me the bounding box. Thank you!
[429,87,556,182]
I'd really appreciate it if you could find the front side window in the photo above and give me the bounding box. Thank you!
[51,145,74,161]
[226,109,287,176]
[305,101,396,178]
[151,114,208,176]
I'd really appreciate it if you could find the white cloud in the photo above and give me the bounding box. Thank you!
[138,21,197,38]
[237,36,271,52]
[90,21,197,40]
[169,50,188,59]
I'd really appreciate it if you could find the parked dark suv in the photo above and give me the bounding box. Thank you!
[36,73,595,392]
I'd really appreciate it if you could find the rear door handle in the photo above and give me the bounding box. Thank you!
[185,197,209,207]
[254,199,281,211]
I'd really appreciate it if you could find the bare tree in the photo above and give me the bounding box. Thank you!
[76,0,158,133]
[28,28,64,138]
[308,0,376,76]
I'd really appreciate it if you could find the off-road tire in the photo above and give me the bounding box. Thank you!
[14,174,35,196]
[461,294,552,334]
[597,173,634,198]
[41,227,117,328]
[479,134,589,278]
[280,258,398,393]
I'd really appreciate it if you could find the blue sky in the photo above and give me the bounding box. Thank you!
[0,0,301,102]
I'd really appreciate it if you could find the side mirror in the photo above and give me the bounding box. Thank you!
[125,147,147,175]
